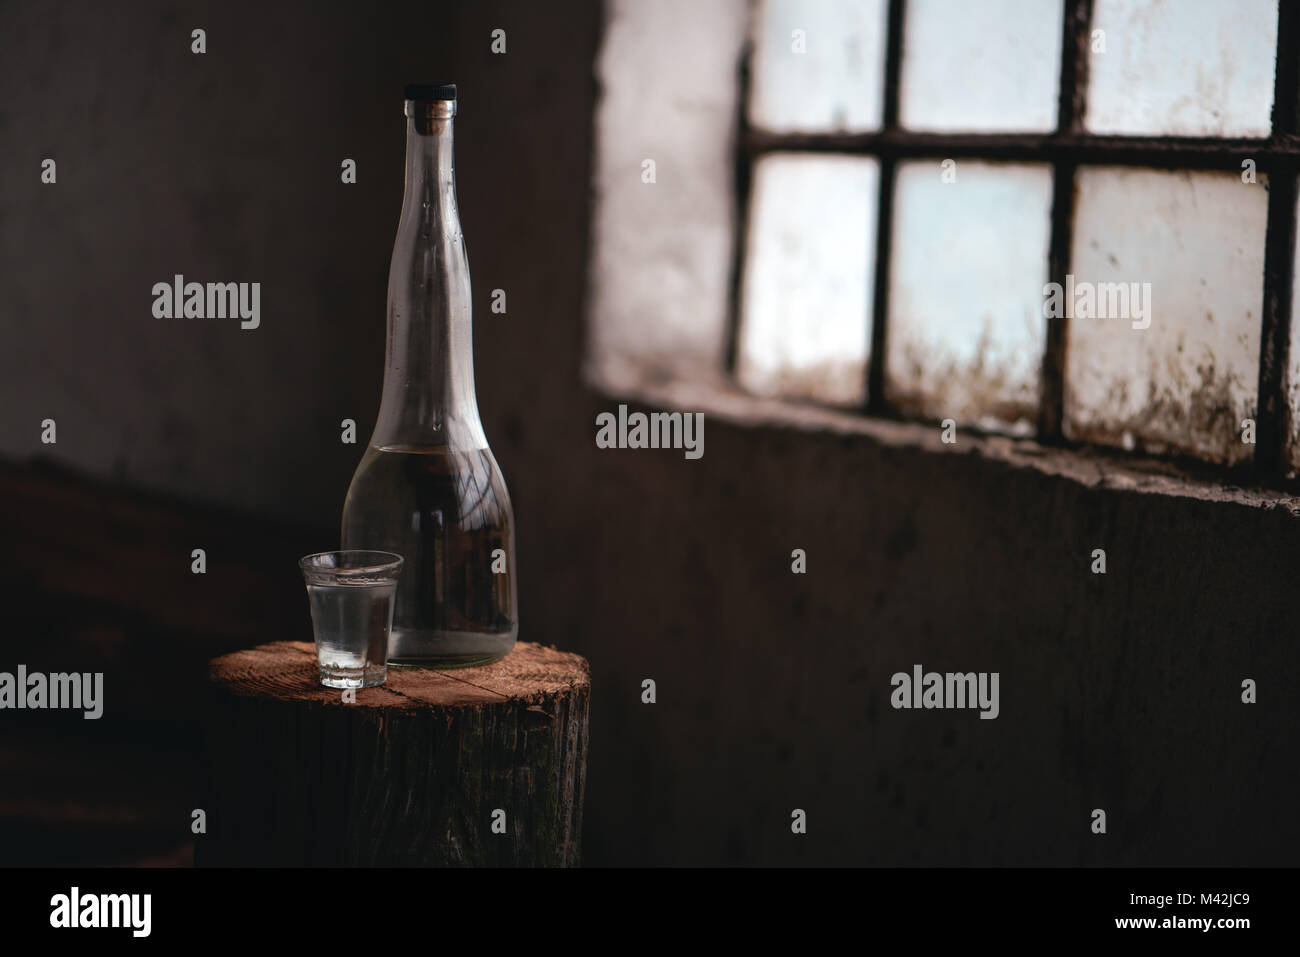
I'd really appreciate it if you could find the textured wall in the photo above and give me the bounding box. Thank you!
[2,0,1296,867]
[0,0,545,525]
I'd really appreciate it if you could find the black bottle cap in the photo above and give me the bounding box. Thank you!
[404,83,457,101]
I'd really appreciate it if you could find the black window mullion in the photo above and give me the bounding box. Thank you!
[1040,0,1093,442]
[722,24,755,378]
[745,130,1283,167]
[1254,0,1300,476]
[865,0,906,415]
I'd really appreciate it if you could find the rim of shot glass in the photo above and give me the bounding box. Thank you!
[298,549,404,586]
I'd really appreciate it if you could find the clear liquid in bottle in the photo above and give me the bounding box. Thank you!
[343,444,516,667]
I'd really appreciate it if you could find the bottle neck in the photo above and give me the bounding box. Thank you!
[372,103,485,451]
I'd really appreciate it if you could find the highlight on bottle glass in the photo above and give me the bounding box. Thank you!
[298,550,405,689]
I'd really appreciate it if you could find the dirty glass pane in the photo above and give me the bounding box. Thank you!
[1085,0,1278,137]
[749,0,888,134]
[898,0,1063,133]
[886,160,1052,432]
[737,154,877,406]
[1064,168,1268,465]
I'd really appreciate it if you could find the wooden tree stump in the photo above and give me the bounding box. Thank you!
[198,640,590,867]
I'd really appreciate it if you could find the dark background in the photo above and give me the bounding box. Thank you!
[0,0,1296,866]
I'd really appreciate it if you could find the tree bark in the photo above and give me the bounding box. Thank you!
[198,640,589,866]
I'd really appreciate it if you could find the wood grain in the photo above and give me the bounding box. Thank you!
[199,640,590,867]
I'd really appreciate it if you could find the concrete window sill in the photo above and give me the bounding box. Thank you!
[586,360,1300,518]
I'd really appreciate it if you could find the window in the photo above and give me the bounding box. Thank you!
[588,0,1300,478]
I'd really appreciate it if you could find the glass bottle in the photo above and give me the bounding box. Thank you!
[342,84,517,668]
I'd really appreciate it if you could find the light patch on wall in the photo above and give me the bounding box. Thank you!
[585,0,749,390]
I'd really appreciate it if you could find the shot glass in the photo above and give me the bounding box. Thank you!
[298,550,404,689]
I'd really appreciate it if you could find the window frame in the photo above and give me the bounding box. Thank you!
[727,0,1300,479]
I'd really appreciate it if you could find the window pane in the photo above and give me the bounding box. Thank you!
[899,0,1063,133]
[1084,0,1278,137]
[886,160,1052,432]
[1064,168,1268,465]
[737,154,877,406]
[749,0,888,134]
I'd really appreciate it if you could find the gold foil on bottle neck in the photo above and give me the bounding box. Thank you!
[404,99,456,119]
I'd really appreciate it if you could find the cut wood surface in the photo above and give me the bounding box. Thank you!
[200,640,590,867]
